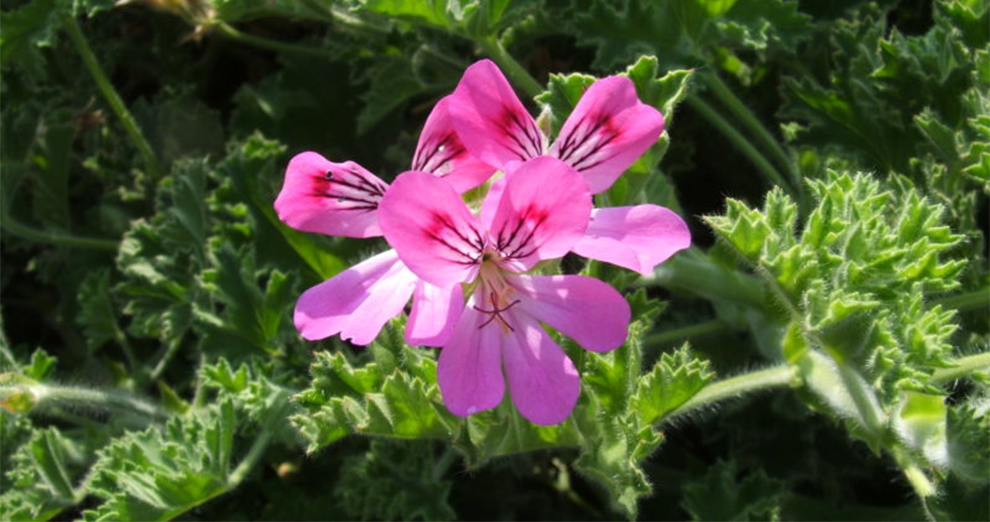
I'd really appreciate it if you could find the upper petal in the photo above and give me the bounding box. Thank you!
[294,250,417,345]
[572,205,691,275]
[511,274,630,352]
[378,171,485,287]
[501,313,580,426]
[405,280,465,347]
[488,157,592,271]
[449,60,545,171]
[274,151,388,238]
[549,76,664,194]
[437,294,506,417]
[413,96,497,193]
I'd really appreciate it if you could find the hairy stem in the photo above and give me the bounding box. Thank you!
[930,352,990,385]
[932,287,989,312]
[0,214,118,251]
[26,381,167,423]
[475,36,543,99]
[669,364,796,418]
[686,95,792,194]
[645,319,730,348]
[214,22,339,60]
[228,428,274,486]
[649,248,765,309]
[700,72,798,186]
[62,14,165,182]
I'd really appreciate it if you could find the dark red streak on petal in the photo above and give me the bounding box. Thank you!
[424,212,484,265]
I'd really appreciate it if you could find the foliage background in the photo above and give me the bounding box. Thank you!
[1,0,987,520]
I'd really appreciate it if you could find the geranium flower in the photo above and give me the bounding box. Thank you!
[273,97,495,344]
[450,60,689,276]
[378,157,631,425]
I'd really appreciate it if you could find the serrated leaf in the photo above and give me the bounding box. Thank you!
[83,401,238,521]
[681,460,785,521]
[632,345,713,425]
[77,269,121,353]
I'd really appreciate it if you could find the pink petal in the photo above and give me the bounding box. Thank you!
[413,96,497,193]
[572,205,691,275]
[437,295,506,417]
[378,171,485,287]
[405,281,464,347]
[502,313,580,425]
[274,151,389,238]
[549,77,665,194]
[488,157,592,271]
[511,274,630,352]
[449,60,545,171]
[294,250,417,345]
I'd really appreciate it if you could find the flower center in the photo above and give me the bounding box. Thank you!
[474,254,519,332]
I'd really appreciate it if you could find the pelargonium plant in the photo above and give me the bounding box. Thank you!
[274,60,690,424]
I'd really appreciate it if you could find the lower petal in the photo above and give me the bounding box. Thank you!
[502,315,580,426]
[405,281,464,347]
[294,250,417,345]
[512,274,630,352]
[437,303,505,417]
[572,205,691,275]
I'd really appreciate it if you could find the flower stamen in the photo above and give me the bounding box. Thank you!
[473,291,521,331]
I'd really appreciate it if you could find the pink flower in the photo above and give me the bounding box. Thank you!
[378,157,632,425]
[274,97,495,344]
[450,59,691,276]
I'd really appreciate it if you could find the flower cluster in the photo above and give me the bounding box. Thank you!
[275,60,690,425]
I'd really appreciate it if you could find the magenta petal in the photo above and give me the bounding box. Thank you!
[572,205,691,275]
[274,151,388,238]
[549,77,665,194]
[437,299,505,417]
[294,250,416,345]
[489,157,592,271]
[405,281,464,347]
[512,274,630,352]
[413,96,497,193]
[379,171,485,287]
[449,60,545,171]
[502,313,580,425]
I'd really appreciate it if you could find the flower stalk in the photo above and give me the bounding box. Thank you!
[668,364,797,418]
[62,14,165,182]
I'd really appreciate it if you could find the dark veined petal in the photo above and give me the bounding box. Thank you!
[413,96,497,193]
[550,76,664,194]
[379,171,486,287]
[449,60,545,172]
[274,151,389,238]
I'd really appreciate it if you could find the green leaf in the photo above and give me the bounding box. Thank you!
[681,460,785,521]
[0,0,61,79]
[76,269,121,353]
[356,56,427,134]
[0,427,84,522]
[360,0,453,29]
[83,401,238,522]
[632,345,713,425]
[334,440,455,521]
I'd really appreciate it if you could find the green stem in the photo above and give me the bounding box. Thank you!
[62,14,165,182]
[228,428,274,486]
[475,35,542,99]
[431,446,458,482]
[214,22,339,60]
[668,364,796,418]
[645,319,730,348]
[930,352,990,385]
[0,214,119,251]
[700,72,797,186]
[150,338,184,381]
[686,95,792,193]
[932,287,988,312]
[649,248,765,309]
[28,382,167,423]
